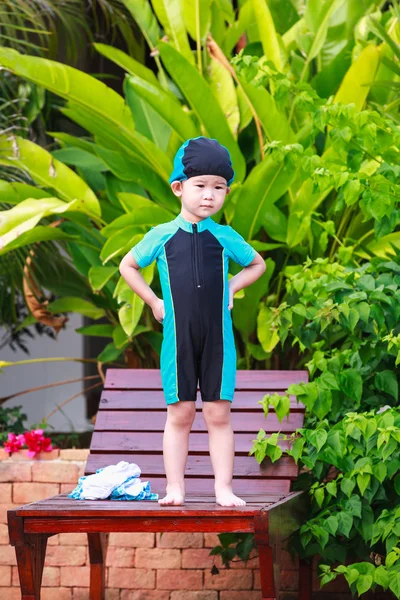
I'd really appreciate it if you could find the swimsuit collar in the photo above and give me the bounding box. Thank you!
[174,213,214,233]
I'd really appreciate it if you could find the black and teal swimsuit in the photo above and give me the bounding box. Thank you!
[131,213,256,404]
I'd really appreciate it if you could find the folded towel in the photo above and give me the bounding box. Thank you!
[68,461,159,501]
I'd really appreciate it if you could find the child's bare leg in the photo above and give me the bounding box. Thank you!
[202,400,246,507]
[159,401,196,506]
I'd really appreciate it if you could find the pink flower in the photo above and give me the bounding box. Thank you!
[24,429,53,458]
[3,433,25,455]
[2,429,54,457]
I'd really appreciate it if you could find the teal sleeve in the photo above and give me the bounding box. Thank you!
[130,226,162,268]
[225,226,256,267]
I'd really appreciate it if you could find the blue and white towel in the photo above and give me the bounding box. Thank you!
[68,461,159,501]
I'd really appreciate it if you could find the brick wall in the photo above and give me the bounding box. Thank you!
[0,450,393,600]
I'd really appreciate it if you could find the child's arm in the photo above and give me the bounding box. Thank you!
[119,251,164,323]
[228,252,266,309]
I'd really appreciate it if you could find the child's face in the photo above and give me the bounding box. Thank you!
[171,175,230,219]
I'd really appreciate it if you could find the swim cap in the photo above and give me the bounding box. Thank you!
[169,136,235,186]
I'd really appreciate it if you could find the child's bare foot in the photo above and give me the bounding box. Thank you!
[158,484,185,505]
[215,485,246,507]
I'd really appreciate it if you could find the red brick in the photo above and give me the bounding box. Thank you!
[105,547,135,567]
[0,485,12,503]
[215,548,258,570]
[45,545,86,566]
[0,545,16,565]
[59,450,89,461]
[121,591,169,600]
[0,463,31,483]
[0,565,11,586]
[280,549,298,570]
[156,532,203,548]
[0,588,20,599]
[13,482,59,503]
[0,504,20,524]
[72,588,118,600]
[41,587,72,600]
[0,450,9,461]
[253,569,260,590]
[61,484,76,493]
[32,462,78,483]
[60,566,90,587]
[0,524,10,544]
[9,450,60,461]
[182,549,215,569]
[12,566,59,587]
[203,533,220,548]
[171,593,218,600]
[204,568,252,590]
[109,533,154,548]
[156,569,202,590]
[108,568,155,589]
[59,533,87,546]
[280,569,298,591]
[48,534,60,545]
[135,548,180,569]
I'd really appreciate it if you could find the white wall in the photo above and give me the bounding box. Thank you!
[0,313,92,433]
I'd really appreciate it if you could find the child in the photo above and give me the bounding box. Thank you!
[119,136,266,507]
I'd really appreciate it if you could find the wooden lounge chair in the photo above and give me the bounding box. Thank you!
[8,368,311,600]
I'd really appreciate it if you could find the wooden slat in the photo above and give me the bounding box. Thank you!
[85,454,298,479]
[23,516,257,534]
[89,431,293,454]
[98,390,306,412]
[104,368,309,391]
[15,493,292,516]
[94,410,304,433]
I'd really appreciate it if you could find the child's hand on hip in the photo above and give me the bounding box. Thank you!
[150,298,165,323]
[228,282,234,310]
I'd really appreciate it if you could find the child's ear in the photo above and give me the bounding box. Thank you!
[171,181,183,197]
[226,186,231,194]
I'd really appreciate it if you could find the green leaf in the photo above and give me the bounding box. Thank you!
[125,74,199,142]
[75,324,114,337]
[252,0,284,71]
[47,297,105,319]
[334,43,381,110]
[337,511,353,537]
[309,428,328,451]
[0,137,100,217]
[0,226,76,256]
[89,266,119,292]
[375,370,398,401]
[356,574,373,596]
[97,341,125,363]
[341,477,356,498]
[183,0,212,42]
[151,0,194,64]
[94,43,161,86]
[157,40,246,182]
[338,369,362,402]
[257,304,280,353]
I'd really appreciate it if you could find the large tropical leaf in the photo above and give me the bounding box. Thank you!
[238,76,296,143]
[0,47,171,179]
[151,0,194,65]
[252,0,284,71]
[0,136,100,216]
[157,40,246,182]
[94,43,161,86]
[183,0,212,42]
[124,74,199,141]
[0,180,53,205]
[232,156,296,240]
